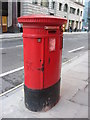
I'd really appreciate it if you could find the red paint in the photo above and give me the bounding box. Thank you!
[18,15,67,90]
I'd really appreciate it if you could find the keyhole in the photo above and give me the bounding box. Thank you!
[48,58,50,64]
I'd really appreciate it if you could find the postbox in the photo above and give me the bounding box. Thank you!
[18,15,67,112]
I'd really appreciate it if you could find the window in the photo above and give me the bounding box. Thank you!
[80,11,82,16]
[17,2,20,17]
[52,1,55,9]
[41,0,49,7]
[50,13,54,15]
[76,21,79,29]
[32,0,38,4]
[70,7,76,14]
[2,2,8,16]
[64,4,68,12]
[77,9,80,15]
[59,3,62,11]
[77,0,83,4]
[80,21,81,29]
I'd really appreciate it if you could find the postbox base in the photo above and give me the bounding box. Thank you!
[24,79,60,112]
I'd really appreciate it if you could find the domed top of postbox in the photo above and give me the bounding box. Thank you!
[18,14,67,26]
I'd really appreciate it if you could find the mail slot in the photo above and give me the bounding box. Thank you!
[18,15,67,112]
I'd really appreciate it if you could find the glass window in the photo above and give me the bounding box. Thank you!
[64,4,68,12]
[59,3,62,11]
[77,9,80,15]
[51,1,55,9]
[41,0,49,7]
[32,0,38,4]
[70,7,76,14]
[80,11,82,16]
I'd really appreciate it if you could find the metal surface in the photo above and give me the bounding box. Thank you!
[18,15,67,90]
[18,14,67,26]
[18,15,67,111]
[24,79,60,112]
[0,33,88,95]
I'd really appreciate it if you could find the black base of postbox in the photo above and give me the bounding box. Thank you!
[24,79,61,112]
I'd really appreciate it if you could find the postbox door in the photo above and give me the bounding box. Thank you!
[24,37,44,89]
[44,36,62,88]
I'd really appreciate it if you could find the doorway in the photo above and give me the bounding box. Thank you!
[17,2,21,17]
[2,2,8,33]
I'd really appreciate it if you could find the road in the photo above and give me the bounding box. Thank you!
[1,38,23,73]
[62,33,88,62]
[0,32,88,94]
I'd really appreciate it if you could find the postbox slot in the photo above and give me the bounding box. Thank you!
[48,30,56,34]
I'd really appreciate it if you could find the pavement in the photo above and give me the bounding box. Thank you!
[0,51,88,118]
[0,32,88,40]
[0,33,23,40]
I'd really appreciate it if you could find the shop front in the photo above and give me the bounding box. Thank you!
[1,2,8,33]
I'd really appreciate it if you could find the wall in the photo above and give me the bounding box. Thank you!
[8,0,12,27]
[21,2,49,16]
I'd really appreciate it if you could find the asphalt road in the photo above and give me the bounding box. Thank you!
[0,32,88,94]
[62,33,88,62]
[1,38,23,73]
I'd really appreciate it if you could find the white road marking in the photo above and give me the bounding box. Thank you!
[16,45,23,48]
[0,51,86,78]
[0,53,84,78]
[62,56,79,65]
[0,83,24,97]
[0,37,22,42]
[63,32,87,35]
[0,45,23,50]
[0,52,87,97]
[0,66,24,77]
[68,46,85,53]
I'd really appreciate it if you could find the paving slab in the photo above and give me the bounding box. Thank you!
[38,98,82,118]
[0,98,2,119]
[62,52,88,73]
[0,51,88,118]
[72,64,88,74]
[1,88,86,118]
[61,70,88,82]
[61,77,88,100]
[89,107,90,119]
[71,89,88,106]
[74,105,88,118]
[61,52,88,82]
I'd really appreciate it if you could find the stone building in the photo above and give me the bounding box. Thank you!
[88,1,90,31]
[82,0,90,31]
[0,0,21,33]
[0,0,84,33]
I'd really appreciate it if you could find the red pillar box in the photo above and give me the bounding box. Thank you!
[18,15,67,112]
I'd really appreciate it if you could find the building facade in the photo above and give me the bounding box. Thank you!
[82,0,90,31]
[88,1,90,31]
[0,0,84,33]
[0,0,21,33]
[21,0,84,31]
